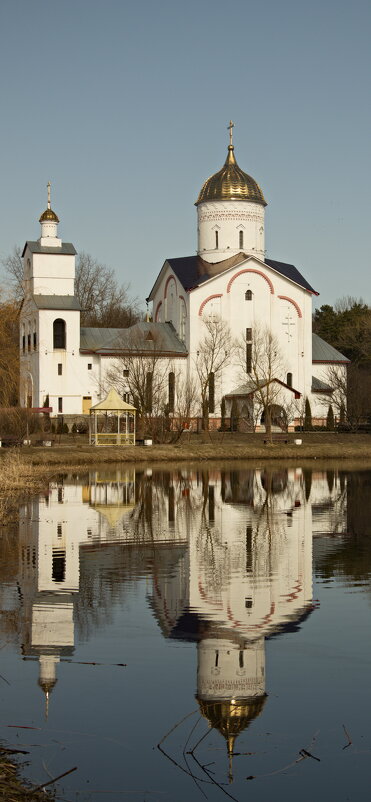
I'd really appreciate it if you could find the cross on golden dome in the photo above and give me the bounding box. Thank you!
[227,120,235,147]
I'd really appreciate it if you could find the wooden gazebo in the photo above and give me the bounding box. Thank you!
[89,388,136,446]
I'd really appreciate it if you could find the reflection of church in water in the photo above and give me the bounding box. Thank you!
[18,466,346,760]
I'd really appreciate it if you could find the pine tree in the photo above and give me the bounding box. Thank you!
[327,404,335,431]
[220,397,226,431]
[304,397,312,430]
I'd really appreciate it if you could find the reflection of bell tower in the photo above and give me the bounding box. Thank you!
[196,634,267,780]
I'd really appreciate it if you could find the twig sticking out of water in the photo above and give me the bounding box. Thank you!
[29,765,77,794]
[342,724,352,750]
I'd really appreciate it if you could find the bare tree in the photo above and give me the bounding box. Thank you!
[2,247,141,327]
[103,328,172,441]
[320,363,371,430]
[169,374,198,441]
[75,252,140,327]
[194,316,233,429]
[0,297,20,406]
[236,324,288,440]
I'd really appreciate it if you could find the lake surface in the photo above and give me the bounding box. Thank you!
[0,464,370,801]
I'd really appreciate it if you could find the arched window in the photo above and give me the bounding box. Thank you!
[286,372,293,388]
[245,289,253,301]
[22,324,25,354]
[53,319,66,349]
[33,320,37,350]
[239,230,244,249]
[168,372,175,413]
[27,323,31,352]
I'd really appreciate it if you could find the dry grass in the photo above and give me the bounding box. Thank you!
[0,451,56,523]
[0,748,54,801]
[8,432,371,468]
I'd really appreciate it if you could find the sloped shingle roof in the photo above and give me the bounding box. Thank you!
[33,295,81,310]
[312,333,349,363]
[22,241,76,256]
[154,252,318,296]
[80,321,187,355]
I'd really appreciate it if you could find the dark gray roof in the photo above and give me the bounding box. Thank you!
[265,258,318,295]
[312,376,333,392]
[22,241,76,256]
[149,252,318,297]
[33,294,81,310]
[80,322,187,355]
[312,333,350,363]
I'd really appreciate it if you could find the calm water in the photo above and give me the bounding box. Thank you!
[0,464,370,802]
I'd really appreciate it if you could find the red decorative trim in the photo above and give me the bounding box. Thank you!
[198,293,222,317]
[227,268,274,294]
[278,295,302,318]
[155,301,162,321]
[164,274,177,299]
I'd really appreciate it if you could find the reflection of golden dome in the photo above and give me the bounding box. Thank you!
[38,677,58,720]
[39,208,59,223]
[197,695,267,740]
[196,146,267,207]
[197,695,267,782]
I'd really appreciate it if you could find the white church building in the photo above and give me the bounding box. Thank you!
[20,125,348,429]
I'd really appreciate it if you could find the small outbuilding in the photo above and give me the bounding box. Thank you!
[89,388,136,446]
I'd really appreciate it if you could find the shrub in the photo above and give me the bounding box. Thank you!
[326,404,335,431]
[304,398,312,431]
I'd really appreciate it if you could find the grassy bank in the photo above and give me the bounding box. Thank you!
[1,432,370,468]
[0,746,55,801]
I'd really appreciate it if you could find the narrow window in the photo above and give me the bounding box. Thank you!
[215,230,219,248]
[58,487,63,504]
[245,289,252,301]
[22,334,25,353]
[239,650,244,668]
[145,372,153,413]
[52,549,66,583]
[53,319,66,349]
[123,392,130,403]
[123,369,129,377]
[287,372,293,387]
[168,372,175,413]
[27,332,31,351]
[58,397,63,413]
[58,363,62,376]
[215,650,219,668]
[33,331,37,350]
[88,363,92,370]
[208,372,215,413]
[246,328,252,374]
[245,597,253,609]
[239,230,244,249]
[57,523,62,536]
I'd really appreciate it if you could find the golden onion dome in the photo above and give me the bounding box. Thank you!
[196,144,267,207]
[39,208,59,223]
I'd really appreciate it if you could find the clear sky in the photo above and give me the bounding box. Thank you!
[0,0,369,310]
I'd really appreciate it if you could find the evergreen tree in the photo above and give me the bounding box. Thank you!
[304,397,312,431]
[220,397,226,431]
[327,404,335,431]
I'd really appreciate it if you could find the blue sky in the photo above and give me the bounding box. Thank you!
[0,0,369,309]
